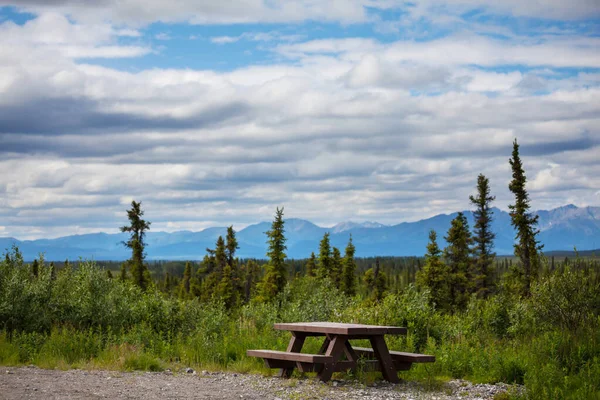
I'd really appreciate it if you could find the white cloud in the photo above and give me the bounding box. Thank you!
[0,12,151,59]
[211,35,241,44]
[0,7,599,238]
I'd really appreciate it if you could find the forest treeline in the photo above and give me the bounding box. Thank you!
[1,140,599,399]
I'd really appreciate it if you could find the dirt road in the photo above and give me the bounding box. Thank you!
[0,366,515,399]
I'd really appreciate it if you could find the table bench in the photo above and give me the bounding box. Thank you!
[247,322,435,382]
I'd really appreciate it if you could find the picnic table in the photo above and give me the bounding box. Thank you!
[247,322,435,382]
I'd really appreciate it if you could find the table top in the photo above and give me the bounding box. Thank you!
[274,322,407,335]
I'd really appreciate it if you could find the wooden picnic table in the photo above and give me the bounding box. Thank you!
[247,322,434,383]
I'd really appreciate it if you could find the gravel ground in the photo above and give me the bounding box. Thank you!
[1,366,520,400]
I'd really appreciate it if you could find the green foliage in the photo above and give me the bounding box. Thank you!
[257,207,287,302]
[508,139,543,297]
[330,247,342,289]
[443,212,473,311]
[531,267,599,332]
[341,236,357,296]
[305,252,316,277]
[317,232,332,280]
[120,200,151,290]
[469,174,496,297]
[416,230,450,311]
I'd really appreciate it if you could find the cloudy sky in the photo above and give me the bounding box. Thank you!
[0,1,599,239]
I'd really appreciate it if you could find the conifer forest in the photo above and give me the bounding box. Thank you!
[1,140,599,399]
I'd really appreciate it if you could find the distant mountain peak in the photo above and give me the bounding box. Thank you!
[331,221,387,233]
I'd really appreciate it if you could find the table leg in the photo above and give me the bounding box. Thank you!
[318,335,347,382]
[279,332,306,378]
[318,336,331,354]
[369,335,399,383]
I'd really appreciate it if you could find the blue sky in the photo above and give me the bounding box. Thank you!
[0,0,599,239]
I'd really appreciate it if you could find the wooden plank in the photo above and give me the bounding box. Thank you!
[247,350,333,363]
[353,347,435,363]
[280,332,306,378]
[317,335,347,382]
[369,335,399,383]
[393,361,413,371]
[274,322,407,336]
[264,359,294,369]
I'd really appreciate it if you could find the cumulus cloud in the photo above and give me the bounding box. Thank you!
[0,3,599,239]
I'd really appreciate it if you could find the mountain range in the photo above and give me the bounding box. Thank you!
[1,205,598,261]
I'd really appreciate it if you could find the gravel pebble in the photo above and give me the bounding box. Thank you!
[0,366,523,399]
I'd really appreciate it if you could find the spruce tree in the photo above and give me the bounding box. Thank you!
[217,264,237,308]
[443,213,473,311]
[120,200,151,290]
[258,207,287,302]
[214,236,227,272]
[416,230,450,310]
[180,261,192,299]
[31,259,39,278]
[508,139,543,297]
[331,247,343,288]
[317,232,332,279]
[341,235,357,296]
[364,258,386,301]
[49,262,56,281]
[119,262,127,282]
[305,252,317,277]
[129,239,150,291]
[243,259,260,302]
[225,226,239,267]
[469,174,496,297]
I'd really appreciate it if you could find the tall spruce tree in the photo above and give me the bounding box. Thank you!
[225,226,239,267]
[317,232,332,279]
[508,139,543,297]
[306,252,317,277]
[416,230,450,310]
[443,212,473,311]
[341,235,357,296]
[121,200,151,290]
[331,247,343,288]
[214,236,227,272]
[469,174,496,297]
[258,207,287,302]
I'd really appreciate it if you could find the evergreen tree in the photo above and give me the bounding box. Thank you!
[331,247,343,288]
[217,264,237,308]
[341,235,357,296]
[180,261,192,299]
[106,270,113,279]
[120,200,151,290]
[49,262,56,281]
[225,226,239,267]
[469,174,496,297]
[508,139,543,297]
[305,252,317,277]
[364,258,386,301]
[258,207,287,302]
[119,262,127,282]
[129,239,150,291]
[416,230,450,310]
[31,259,39,278]
[243,259,260,302]
[443,213,473,311]
[214,236,227,272]
[317,232,332,279]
